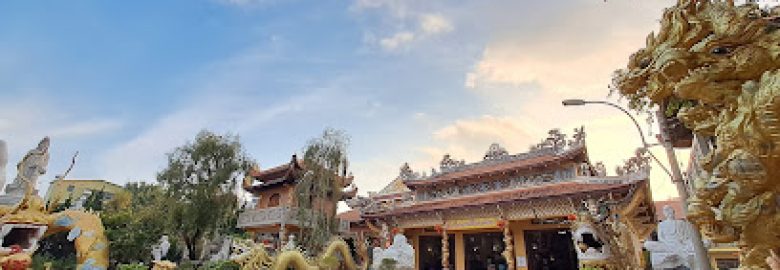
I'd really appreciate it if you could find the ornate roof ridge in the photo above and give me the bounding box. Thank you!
[405,127,587,183]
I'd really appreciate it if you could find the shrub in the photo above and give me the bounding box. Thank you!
[198,260,240,270]
[117,263,149,270]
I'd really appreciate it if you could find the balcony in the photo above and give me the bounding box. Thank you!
[237,206,299,228]
[238,206,353,232]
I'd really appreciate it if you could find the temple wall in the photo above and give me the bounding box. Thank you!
[253,185,295,208]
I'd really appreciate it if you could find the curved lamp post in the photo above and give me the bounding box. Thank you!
[561,99,672,178]
[562,98,713,270]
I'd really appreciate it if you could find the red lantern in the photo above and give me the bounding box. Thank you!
[496,220,507,228]
[9,245,21,254]
[566,214,577,221]
[391,227,400,235]
[434,224,443,233]
[262,239,270,245]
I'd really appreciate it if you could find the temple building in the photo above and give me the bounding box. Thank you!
[237,155,357,250]
[348,128,656,270]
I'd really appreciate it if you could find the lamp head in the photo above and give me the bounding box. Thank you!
[562,99,587,106]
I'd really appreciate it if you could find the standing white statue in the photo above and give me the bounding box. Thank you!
[5,137,49,196]
[0,140,7,193]
[372,234,414,269]
[282,234,297,251]
[644,205,702,270]
[152,235,171,261]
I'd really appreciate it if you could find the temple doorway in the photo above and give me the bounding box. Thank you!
[464,232,507,270]
[418,235,455,270]
[524,229,578,270]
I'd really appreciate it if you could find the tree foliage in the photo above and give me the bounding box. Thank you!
[295,129,350,253]
[102,182,173,266]
[157,130,253,260]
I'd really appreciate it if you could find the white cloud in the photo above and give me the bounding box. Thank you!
[50,119,123,138]
[380,31,415,51]
[420,14,453,35]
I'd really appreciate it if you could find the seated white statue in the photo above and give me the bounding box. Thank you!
[372,234,414,269]
[644,205,702,270]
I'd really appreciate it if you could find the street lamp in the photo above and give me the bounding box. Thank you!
[563,98,713,270]
[561,99,671,178]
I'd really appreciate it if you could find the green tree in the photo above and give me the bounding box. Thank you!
[102,182,173,266]
[157,130,253,261]
[295,129,352,253]
[83,188,106,212]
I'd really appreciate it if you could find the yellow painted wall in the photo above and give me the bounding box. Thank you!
[44,179,125,207]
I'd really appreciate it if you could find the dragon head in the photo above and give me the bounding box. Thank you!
[615,0,780,132]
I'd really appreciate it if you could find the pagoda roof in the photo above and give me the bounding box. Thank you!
[244,155,303,192]
[364,179,639,218]
[243,154,355,194]
[404,144,588,189]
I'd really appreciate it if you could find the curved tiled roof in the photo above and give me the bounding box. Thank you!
[364,180,638,217]
[404,145,588,188]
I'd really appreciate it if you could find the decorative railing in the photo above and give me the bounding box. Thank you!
[238,206,354,232]
[414,167,577,201]
[237,206,298,228]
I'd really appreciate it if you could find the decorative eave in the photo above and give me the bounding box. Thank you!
[403,144,589,189]
[364,179,641,218]
[243,155,303,192]
[242,154,356,195]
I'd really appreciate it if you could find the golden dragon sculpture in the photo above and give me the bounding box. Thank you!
[230,237,360,270]
[613,1,780,268]
[0,138,109,270]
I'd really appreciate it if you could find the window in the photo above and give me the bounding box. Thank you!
[268,193,281,207]
[66,185,75,192]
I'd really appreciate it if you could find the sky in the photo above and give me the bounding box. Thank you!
[0,0,695,203]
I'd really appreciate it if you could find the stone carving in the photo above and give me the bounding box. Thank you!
[593,162,607,177]
[398,163,418,180]
[644,205,701,270]
[152,235,171,261]
[612,1,780,267]
[439,154,465,172]
[0,140,6,192]
[210,237,233,261]
[484,143,509,160]
[6,137,49,196]
[616,148,650,176]
[572,221,613,263]
[282,234,297,251]
[372,234,414,269]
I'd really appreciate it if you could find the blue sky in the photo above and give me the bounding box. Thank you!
[1,0,692,200]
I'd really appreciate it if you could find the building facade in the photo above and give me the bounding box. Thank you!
[237,155,357,250]
[44,179,125,210]
[351,129,656,270]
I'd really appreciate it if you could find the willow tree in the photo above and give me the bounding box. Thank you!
[295,129,353,254]
[157,130,254,260]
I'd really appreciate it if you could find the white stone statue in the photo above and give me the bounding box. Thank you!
[6,137,49,196]
[372,234,414,269]
[0,140,7,193]
[210,238,233,261]
[152,235,171,261]
[644,205,701,270]
[282,234,297,251]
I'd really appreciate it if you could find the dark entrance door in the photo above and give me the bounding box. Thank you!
[523,229,578,270]
[418,235,455,270]
[464,232,507,270]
